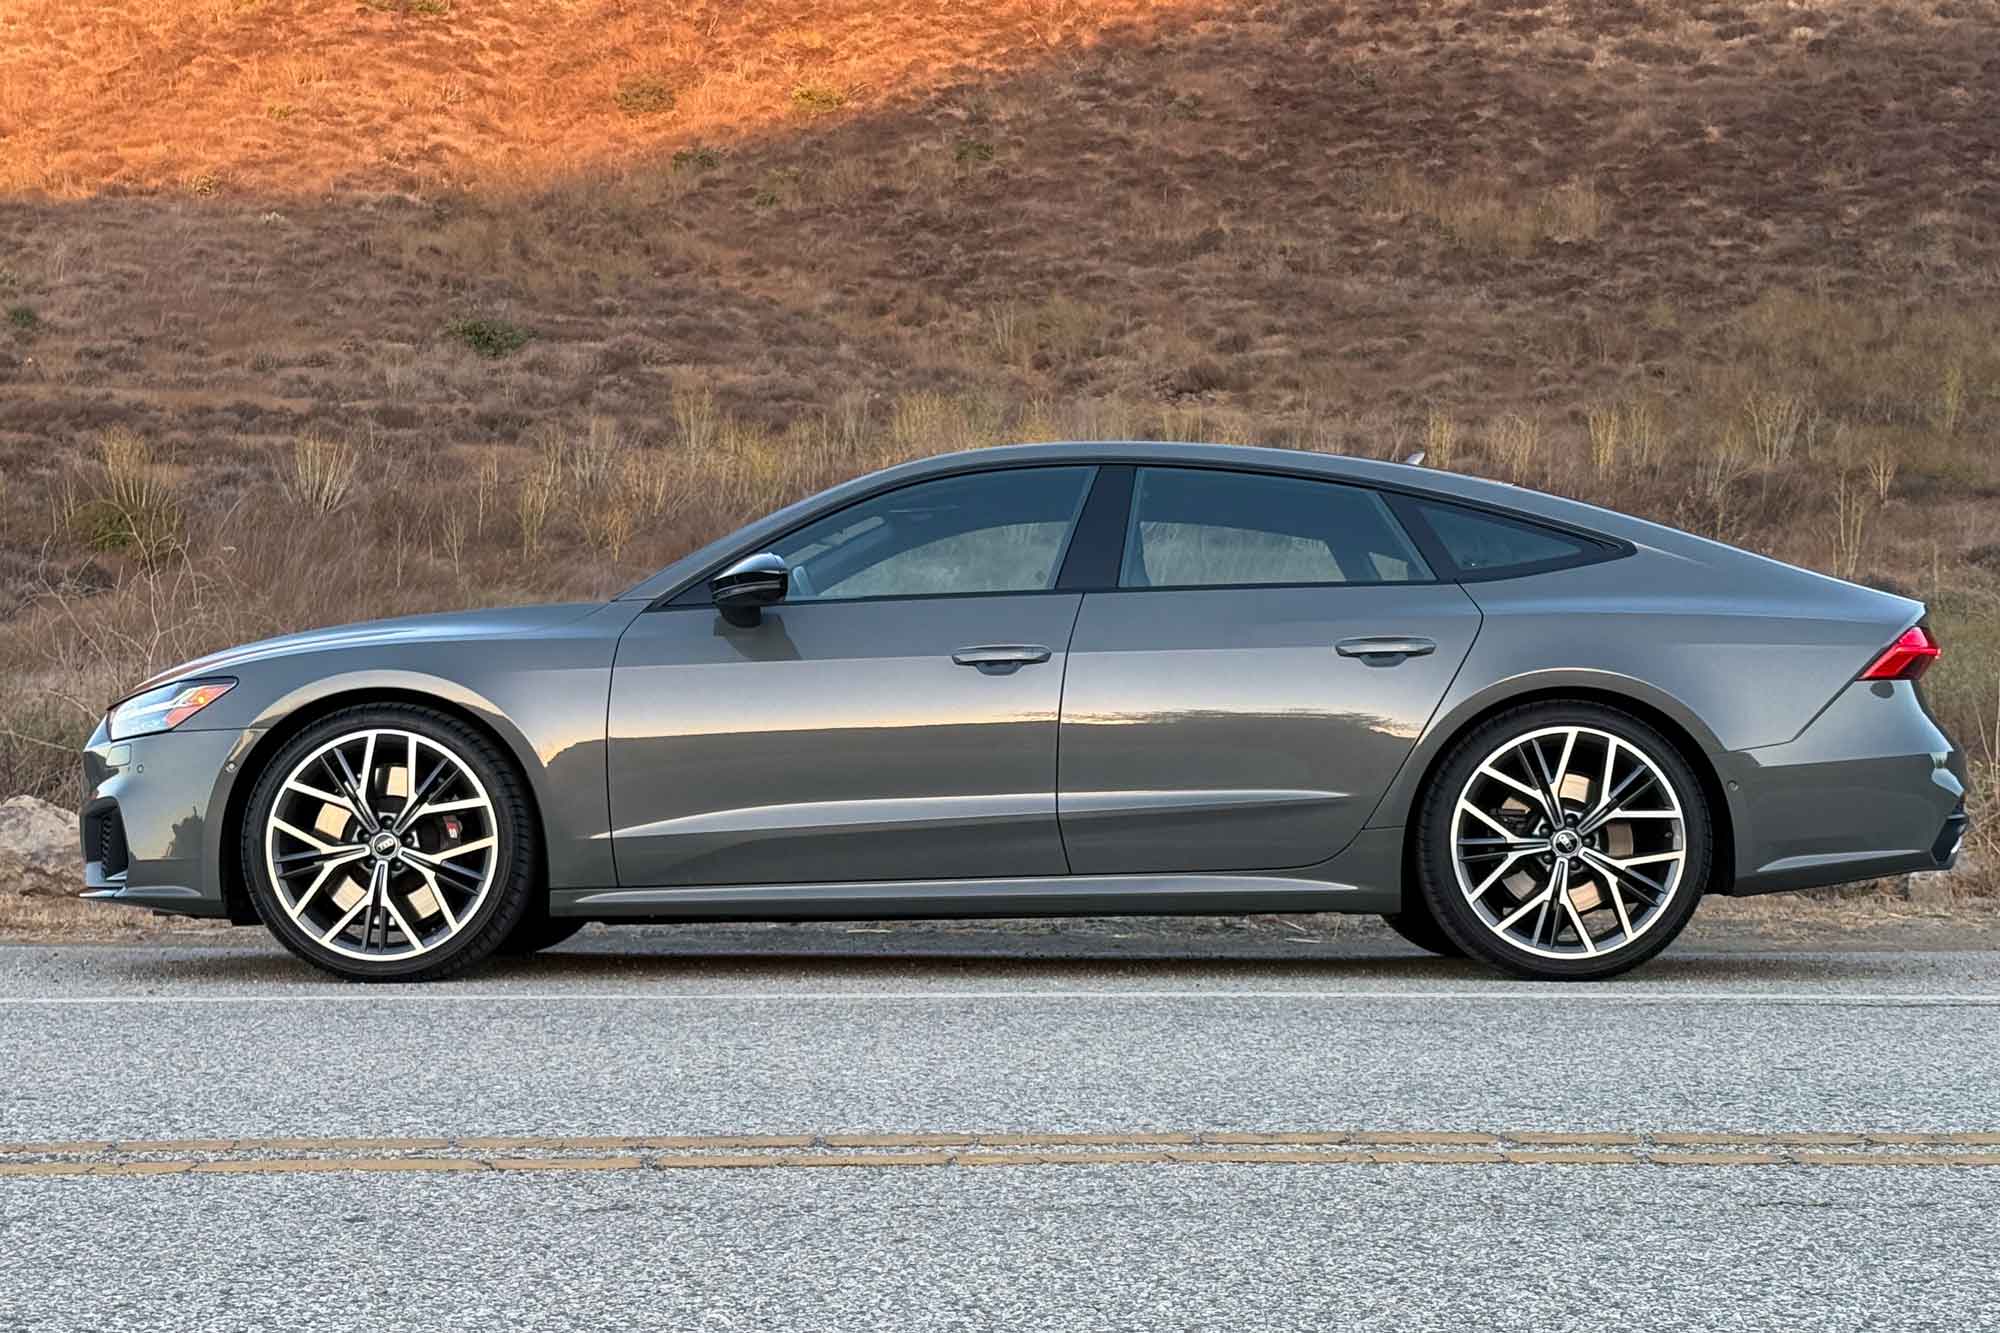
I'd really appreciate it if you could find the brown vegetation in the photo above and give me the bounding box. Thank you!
[1,0,1997,889]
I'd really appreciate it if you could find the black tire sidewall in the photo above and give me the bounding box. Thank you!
[240,704,538,982]
[1416,702,1712,981]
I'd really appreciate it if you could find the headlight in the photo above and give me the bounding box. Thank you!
[107,678,236,740]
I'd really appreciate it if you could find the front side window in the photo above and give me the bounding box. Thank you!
[1118,468,1432,589]
[771,466,1094,601]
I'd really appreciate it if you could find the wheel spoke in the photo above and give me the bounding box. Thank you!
[325,748,379,835]
[1521,734,1564,824]
[1494,880,1554,933]
[1469,850,1530,900]
[1458,801,1524,843]
[1607,877,1636,942]
[1475,763,1552,820]
[411,863,460,932]
[426,835,494,862]
[1578,767,1660,836]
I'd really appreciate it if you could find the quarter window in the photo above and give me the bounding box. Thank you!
[1118,468,1432,589]
[771,466,1094,601]
[1404,499,1602,577]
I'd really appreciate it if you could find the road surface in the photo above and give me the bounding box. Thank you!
[3,920,1997,1331]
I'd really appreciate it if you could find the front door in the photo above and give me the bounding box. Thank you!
[1056,466,1482,874]
[607,465,1096,887]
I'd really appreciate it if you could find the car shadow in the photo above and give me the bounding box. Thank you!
[122,920,1928,988]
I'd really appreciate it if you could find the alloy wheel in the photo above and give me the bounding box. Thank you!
[1449,724,1688,961]
[262,727,500,962]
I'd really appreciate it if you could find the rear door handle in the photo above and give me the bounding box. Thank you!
[1336,636,1437,663]
[952,645,1052,673]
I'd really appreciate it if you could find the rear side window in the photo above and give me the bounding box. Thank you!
[1119,468,1432,589]
[1404,499,1603,578]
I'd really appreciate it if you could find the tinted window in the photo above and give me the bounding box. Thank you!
[772,467,1093,600]
[1408,500,1599,576]
[1119,468,1432,589]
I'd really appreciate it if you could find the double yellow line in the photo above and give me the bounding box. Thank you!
[6,1129,2000,1180]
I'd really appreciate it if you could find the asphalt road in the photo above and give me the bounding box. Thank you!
[4,921,1999,1331]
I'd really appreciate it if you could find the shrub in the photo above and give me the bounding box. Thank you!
[790,85,847,116]
[615,75,676,117]
[672,144,721,172]
[67,428,185,565]
[446,317,531,358]
[6,305,36,337]
[281,434,362,514]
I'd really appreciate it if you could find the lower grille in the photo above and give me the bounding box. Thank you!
[89,806,130,878]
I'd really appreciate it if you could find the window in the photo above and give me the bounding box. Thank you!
[1118,468,1432,589]
[770,466,1094,601]
[1405,499,1603,577]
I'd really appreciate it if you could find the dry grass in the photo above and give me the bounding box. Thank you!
[0,0,1998,902]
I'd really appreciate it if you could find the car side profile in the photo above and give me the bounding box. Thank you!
[78,442,1969,981]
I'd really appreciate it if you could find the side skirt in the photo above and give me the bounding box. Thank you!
[550,873,1398,922]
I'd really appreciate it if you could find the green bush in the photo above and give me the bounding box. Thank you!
[446,317,532,358]
[672,144,721,172]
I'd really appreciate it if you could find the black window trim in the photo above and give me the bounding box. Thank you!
[656,462,1101,610]
[650,457,1632,609]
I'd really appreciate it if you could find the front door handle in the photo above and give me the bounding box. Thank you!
[1336,636,1437,664]
[952,645,1052,674]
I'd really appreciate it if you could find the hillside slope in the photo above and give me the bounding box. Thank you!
[0,0,1996,875]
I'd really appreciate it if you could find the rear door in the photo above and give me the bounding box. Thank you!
[1056,466,1481,874]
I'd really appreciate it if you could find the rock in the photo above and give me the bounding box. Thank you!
[1904,851,1982,907]
[0,795,78,897]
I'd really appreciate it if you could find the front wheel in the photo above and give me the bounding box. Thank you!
[240,704,539,982]
[1414,702,1712,981]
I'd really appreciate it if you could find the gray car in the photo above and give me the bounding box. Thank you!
[78,443,1969,981]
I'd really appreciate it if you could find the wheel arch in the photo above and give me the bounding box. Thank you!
[217,686,549,924]
[1391,681,1738,903]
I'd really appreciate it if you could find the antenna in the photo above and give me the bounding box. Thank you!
[1402,450,1426,466]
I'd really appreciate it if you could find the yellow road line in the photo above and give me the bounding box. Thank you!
[4,1129,2000,1180]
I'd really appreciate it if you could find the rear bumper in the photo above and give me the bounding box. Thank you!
[1720,679,1967,897]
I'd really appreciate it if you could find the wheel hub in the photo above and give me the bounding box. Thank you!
[1550,828,1582,858]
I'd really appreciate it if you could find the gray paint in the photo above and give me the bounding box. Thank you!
[78,442,1965,941]
[1057,583,1481,872]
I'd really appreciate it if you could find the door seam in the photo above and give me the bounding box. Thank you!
[1051,592,1088,875]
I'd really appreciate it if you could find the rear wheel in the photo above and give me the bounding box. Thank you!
[1414,701,1711,981]
[241,704,538,982]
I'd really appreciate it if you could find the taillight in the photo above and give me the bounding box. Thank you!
[1860,625,1940,682]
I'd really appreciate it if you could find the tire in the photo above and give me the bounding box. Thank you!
[498,915,589,956]
[1380,904,1465,958]
[1414,701,1712,981]
[240,703,539,982]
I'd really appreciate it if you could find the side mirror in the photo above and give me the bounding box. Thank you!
[710,552,789,627]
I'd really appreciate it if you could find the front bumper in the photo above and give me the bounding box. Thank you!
[77,720,257,918]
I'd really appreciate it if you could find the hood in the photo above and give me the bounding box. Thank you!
[128,602,607,698]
